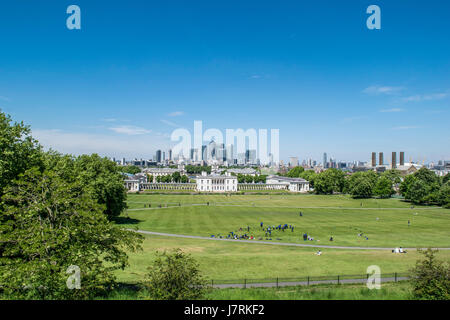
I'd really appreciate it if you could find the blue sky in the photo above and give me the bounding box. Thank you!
[0,0,449,163]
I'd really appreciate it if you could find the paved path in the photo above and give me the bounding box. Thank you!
[212,277,409,289]
[127,202,441,211]
[133,229,450,250]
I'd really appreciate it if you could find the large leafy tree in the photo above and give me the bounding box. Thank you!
[286,166,304,178]
[373,176,394,198]
[75,154,128,220]
[0,153,143,299]
[0,111,42,198]
[349,175,374,198]
[314,168,345,194]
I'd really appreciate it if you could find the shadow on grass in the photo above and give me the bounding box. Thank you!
[112,216,143,225]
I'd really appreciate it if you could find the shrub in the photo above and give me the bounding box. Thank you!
[143,249,209,300]
[410,248,450,300]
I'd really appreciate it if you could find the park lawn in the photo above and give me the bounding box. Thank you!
[205,281,413,300]
[120,197,450,248]
[126,193,423,209]
[102,281,412,300]
[115,234,450,284]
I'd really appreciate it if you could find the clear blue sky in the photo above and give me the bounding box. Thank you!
[0,0,449,163]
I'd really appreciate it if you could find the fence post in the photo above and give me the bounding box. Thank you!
[395,272,397,282]
[276,277,279,288]
[337,275,340,285]
[244,279,246,289]
[307,276,310,286]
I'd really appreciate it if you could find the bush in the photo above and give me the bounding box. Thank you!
[410,248,450,300]
[143,249,209,300]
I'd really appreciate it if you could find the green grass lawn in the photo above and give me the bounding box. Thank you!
[120,194,450,248]
[102,281,413,300]
[116,234,450,284]
[205,281,413,300]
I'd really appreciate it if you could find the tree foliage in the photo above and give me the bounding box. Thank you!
[410,248,450,300]
[143,249,208,300]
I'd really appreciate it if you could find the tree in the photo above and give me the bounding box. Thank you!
[144,249,208,300]
[286,166,304,178]
[75,154,128,220]
[349,176,374,198]
[314,169,345,194]
[245,175,254,183]
[382,169,401,184]
[438,182,450,208]
[0,153,143,300]
[410,248,449,300]
[119,165,141,175]
[171,171,181,183]
[181,175,189,183]
[0,111,42,199]
[408,179,429,204]
[373,176,394,198]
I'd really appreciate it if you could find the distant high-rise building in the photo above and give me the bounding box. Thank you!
[371,152,376,167]
[400,151,405,166]
[323,153,327,168]
[392,152,397,169]
[379,152,384,166]
[162,152,165,161]
[289,157,299,167]
[168,149,172,161]
[156,150,162,163]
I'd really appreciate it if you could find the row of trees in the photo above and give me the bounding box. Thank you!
[0,111,143,299]
[282,166,449,207]
[235,174,267,184]
[185,165,211,174]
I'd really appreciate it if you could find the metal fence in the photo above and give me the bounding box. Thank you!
[209,272,410,288]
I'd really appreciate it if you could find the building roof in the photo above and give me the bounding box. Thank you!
[227,168,258,175]
[143,168,180,174]
[266,175,308,183]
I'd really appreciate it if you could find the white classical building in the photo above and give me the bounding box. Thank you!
[196,172,238,192]
[266,175,310,193]
[143,167,182,182]
[226,168,259,176]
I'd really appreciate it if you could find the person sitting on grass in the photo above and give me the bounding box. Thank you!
[316,250,322,256]
[329,236,333,241]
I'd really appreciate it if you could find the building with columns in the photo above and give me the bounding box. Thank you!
[196,172,238,192]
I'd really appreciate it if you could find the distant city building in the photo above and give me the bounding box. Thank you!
[289,156,299,168]
[379,152,384,166]
[371,152,376,167]
[323,152,327,168]
[196,172,238,192]
[392,152,397,169]
[155,150,162,163]
[400,151,405,166]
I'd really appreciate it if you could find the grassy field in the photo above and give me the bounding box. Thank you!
[102,281,413,300]
[115,234,450,283]
[120,194,450,248]
[114,193,450,291]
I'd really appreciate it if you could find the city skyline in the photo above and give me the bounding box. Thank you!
[0,1,449,162]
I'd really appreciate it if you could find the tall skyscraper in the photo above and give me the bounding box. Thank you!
[392,152,397,169]
[379,152,384,166]
[400,151,405,166]
[168,149,172,161]
[323,152,327,168]
[156,150,162,163]
[372,152,376,167]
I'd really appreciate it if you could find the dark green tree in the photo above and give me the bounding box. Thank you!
[373,176,394,198]
[144,249,208,300]
[75,154,128,220]
[410,248,450,300]
[0,153,143,300]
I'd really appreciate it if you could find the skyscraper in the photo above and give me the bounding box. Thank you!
[156,150,162,163]
[400,151,405,166]
[392,152,397,169]
[323,152,327,168]
[372,152,376,167]
[168,149,172,161]
[379,152,384,166]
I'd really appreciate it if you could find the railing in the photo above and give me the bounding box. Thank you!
[208,272,410,288]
